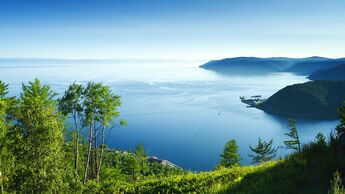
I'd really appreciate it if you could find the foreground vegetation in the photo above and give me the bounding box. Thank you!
[0,79,345,193]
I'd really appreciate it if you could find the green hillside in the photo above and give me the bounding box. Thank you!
[111,140,345,194]
[257,81,345,119]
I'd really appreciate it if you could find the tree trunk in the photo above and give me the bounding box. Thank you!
[73,112,79,181]
[0,160,3,194]
[96,124,105,182]
[93,120,98,180]
[83,122,93,183]
[296,129,301,152]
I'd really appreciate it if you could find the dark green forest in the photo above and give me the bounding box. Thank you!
[257,80,345,119]
[0,79,345,193]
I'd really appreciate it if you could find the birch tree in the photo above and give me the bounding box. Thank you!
[59,82,84,181]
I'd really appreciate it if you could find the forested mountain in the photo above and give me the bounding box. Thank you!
[285,58,345,75]
[309,63,345,80]
[256,81,345,119]
[200,56,345,75]
[200,57,296,74]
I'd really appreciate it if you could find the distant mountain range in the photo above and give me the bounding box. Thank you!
[256,81,345,119]
[200,56,345,76]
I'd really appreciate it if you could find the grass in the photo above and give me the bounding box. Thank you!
[95,138,345,194]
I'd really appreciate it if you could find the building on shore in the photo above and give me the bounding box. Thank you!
[148,156,181,169]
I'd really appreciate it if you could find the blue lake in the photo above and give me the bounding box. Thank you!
[0,61,339,171]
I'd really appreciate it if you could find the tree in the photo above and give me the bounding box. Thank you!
[82,82,103,183]
[135,144,149,176]
[0,81,17,193]
[0,81,9,98]
[218,139,240,168]
[315,132,326,145]
[249,138,278,164]
[329,171,345,194]
[123,154,140,181]
[95,85,124,182]
[284,119,301,152]
[337,102,345,154]
[0,99,7,193]
[13,79,65,193]
[336,102,345,137]
[0,81,9,193]
[82,82,126,182]
[59,82,84,181]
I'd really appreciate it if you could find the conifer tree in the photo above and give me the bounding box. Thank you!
[13,79,65,193]
[336,102,345,154]
[315,132,326,145]
[135,144,149,176]
[336,102,345,137]
[329,171,345,194]
[0,99,7,193]
[219,139,240,168]
[284,119,301,152]
[0,81,16,193]
[249,138,278,164]
[0,81,8,193]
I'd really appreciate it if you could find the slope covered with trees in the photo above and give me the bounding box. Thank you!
[200,57,295,74]
[309,63,345,80]
[285,58,345,75]
[199,56,345,75]
[257,81,345,119]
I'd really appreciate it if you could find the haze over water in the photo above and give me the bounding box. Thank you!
[0,61,339,170]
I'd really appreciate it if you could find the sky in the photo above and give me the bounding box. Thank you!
[1,0,345,61]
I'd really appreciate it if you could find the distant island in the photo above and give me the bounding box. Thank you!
[309,63,345,80]
[200,56,345,75]
[255,80,345,119]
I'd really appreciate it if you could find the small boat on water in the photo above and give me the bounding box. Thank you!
[240,95,266,107]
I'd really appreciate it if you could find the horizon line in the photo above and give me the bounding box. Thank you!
[0,55,343,62]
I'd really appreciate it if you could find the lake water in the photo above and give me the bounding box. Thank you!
[0,61,339,171]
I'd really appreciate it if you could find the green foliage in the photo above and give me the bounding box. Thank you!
[249,138,278,164]
[284,119,301,152]
[135,144,149,176]
[0,81,9,98]
[81,81,125,182]
[58,82,84,116]
[82,82,122,126]
[337,102,345,137]
[0,98,13,193]
[12,79,66,193]
[59,82,84,181]
[219,139,240,168]
[1,79,345,194]
[257,81,345,119]
[329,171,345,194]
[101,147,186,183]
[0,82,17,193]
[337,102,345,155]
[316,132,327,145]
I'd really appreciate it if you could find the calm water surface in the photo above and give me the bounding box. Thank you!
[0,62,339,171]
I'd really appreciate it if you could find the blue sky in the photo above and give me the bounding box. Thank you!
[1,0,345,60]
